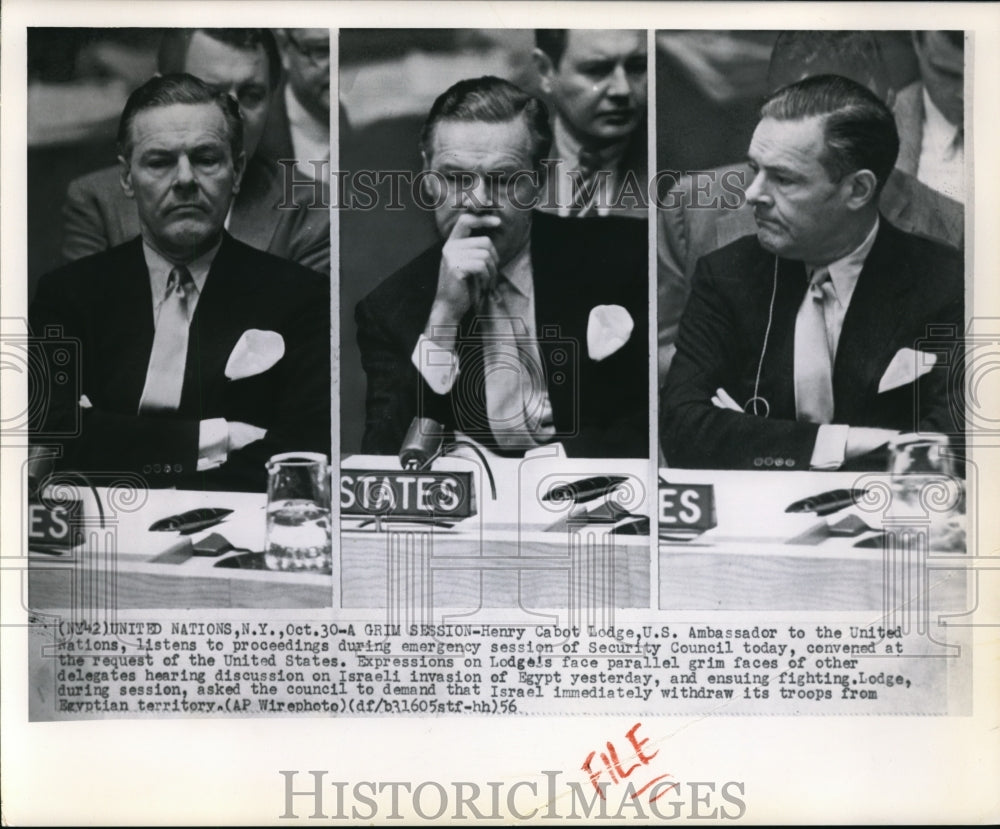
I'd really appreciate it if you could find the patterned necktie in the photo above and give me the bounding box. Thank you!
[793,267,836,424]
[569,149,602,217]
[481,278,546,450]
[138,265,194,414]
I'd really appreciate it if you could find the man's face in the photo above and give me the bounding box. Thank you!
[537,29,647,146]
[184,30,272,158]
[280,28,331,121]
[745,115,856,264]
[914,32,963,126]
[120,102,245,259]
[423,117,540,266]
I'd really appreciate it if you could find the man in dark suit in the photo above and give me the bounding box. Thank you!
[31,74,330,492]
[61,28,329,274]
[533,29,648,218]
[661,75,963,471]
[356,76,647,459]
[657,32,964,385]
[258,28,330,180]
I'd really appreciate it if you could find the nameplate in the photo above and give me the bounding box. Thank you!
[659,483,717,532]
[340,470,476,519]
[28,500,83,553]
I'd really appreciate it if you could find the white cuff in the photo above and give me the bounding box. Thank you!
[411,334,459,395]
[809,424,850,470]
[197,418,229,472]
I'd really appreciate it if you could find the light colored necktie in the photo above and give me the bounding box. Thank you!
[793,267,836,424]
[138,265,194,414]
[481,279,545,450]
[569,149,602,218]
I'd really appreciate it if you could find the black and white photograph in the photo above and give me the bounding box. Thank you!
[338,28,652,618]
[1,2,998,826]
[24,27,333,608]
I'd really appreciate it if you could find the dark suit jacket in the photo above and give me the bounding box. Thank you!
[355,211,648,458]
[661,219,964,471]
[62,155,330,275]
[657,162,964,386]
[257,82,296,164]
[30,233,330,491]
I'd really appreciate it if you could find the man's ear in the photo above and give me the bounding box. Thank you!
[118,155,135,200]
[844,168,879,210]
[232,151,247,194]
[532,48,556,95]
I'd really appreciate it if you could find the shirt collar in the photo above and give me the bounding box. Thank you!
[552,115,629,170]
[500,239,533,298]
[809,216,879,308]
[143,238,221,303]
[922,87,962,148]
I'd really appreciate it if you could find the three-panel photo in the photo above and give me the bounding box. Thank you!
[25,28,966,619]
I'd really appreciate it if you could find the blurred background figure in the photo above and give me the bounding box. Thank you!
[656,30,964,386]
[532,29,648,217]
[895,31,964,204]
[27,27,330,297]
[263,29,331,179]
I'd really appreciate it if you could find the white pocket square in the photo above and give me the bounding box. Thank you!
[878,347,937,393]
[587,304,634,361]
[225,329,285,380]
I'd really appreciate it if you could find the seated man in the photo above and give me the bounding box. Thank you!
[661,75,963,471]
[30,74,330,492]
[533,29,647,218]
[657,31,964,384]
[356,76,647,459]
[62,28,329,274]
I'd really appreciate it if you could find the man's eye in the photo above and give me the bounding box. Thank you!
[145,156,172,169]
[578,61,613,78]
[239,88,267,108]
[624,57,647,75]
[193,153,222,167]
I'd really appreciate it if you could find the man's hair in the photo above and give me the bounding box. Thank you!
[760,74,899,193]
[420,76,553,168]
[158,28,281,89]
[535,30,568,67]
[117,73,244,160]
[768,31,891,102]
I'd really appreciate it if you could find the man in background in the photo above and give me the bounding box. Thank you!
[62,28,329,274]
[32,74,329,491]
[356,76,647,459]
[259,28,331,180]
[533,29,648,218]
[894,31,964,204]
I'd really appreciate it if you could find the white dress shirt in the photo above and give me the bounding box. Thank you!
[916,88,964,204]
[808,217,880,469]
[142,241,228,471]
[411,242,555,444]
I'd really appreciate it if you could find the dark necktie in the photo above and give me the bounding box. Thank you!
[569,149,603,218]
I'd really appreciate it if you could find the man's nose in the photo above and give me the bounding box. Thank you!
[172,156,197,188]
[460,177,496,211]
[605,64,631,98]
[744,170,769,205]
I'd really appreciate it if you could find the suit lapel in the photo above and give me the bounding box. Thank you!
[760,253,807,419]
[833,221,910,417]
[228,156,280,254]
[105,238,156,410]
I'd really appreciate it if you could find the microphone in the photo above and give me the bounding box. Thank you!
[399,417,444,470]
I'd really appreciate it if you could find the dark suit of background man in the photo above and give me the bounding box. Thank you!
[30,74,330,492]
[533,29,648,218]
[62,29,329,274]
[356,76,647,459]
[661,75,963,471]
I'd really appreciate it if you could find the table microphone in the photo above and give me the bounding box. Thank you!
[399,417,444,470]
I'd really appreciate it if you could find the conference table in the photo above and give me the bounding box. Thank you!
[26,456,970,618]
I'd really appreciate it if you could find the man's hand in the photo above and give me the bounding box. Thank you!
[228,421,267,452]
[426,213,501,341]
